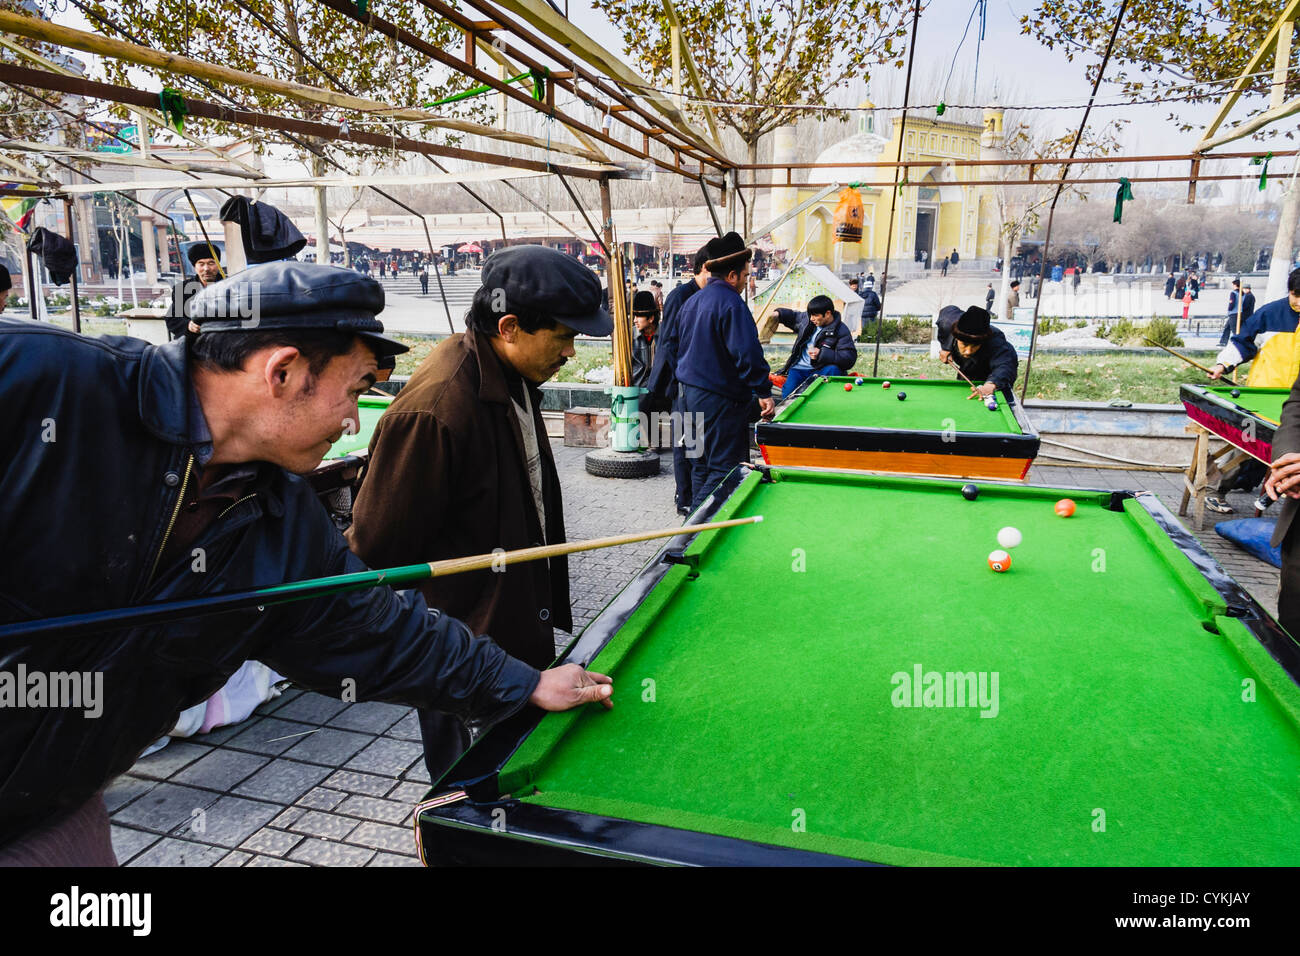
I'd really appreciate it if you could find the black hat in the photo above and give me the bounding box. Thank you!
[807,294,834,315]
[187,242,223,266]
[632,290,659,316]
[952,306,992,343]
[703,231,753,274]
[0,264,10,292]
[187,260,408,358]
[481,245,612,335]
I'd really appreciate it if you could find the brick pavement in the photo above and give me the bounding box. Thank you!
[107,444,1281,866]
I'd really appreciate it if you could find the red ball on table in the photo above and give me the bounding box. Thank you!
[1055,499,1076,517]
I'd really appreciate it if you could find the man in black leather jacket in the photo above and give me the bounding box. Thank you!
[0,261,611,864]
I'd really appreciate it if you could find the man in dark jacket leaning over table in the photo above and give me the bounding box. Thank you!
[771,294,858,399]
[0,261,610,866]
[348,245,613,781]
[936,304,1020,397]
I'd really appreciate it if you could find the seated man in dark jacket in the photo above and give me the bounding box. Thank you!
[630,289,659,389]
[773,294,858,399]
[936,304,1019,397]
[0,261,610,866]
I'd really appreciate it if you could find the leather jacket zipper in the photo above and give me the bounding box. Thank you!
[147,453,194,586]
[218,493,257,520]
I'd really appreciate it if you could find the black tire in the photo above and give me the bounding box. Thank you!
[584,449,661,478]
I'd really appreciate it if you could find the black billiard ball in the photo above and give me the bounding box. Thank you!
[961,483,979,501]
[897,391,907,401]
[1231,389,1241,398]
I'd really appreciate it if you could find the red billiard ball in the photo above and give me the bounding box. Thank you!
[1055,498,1076,517]
[882,381,891,389]
[988,550,1012,572]
[844,383,853,391]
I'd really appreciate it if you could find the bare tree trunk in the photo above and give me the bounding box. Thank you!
[1266,185,1300,302]
[745,138,758,242]
[997,229,1015,319]
[313,164,330,266]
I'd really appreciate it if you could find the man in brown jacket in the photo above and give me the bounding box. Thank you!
[347,245,612,779]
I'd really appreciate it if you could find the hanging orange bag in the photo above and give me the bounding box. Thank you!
[833,187,864,243]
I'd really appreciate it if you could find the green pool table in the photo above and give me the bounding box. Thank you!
[305,393,392,517]
[418,465,1300,866]
[757,376,1040,480]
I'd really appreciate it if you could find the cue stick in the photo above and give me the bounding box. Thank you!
[0,516,763,641]
[1142,337,1240,386]
[941,352,985,400]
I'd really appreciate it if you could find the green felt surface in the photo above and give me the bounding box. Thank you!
[1200,385,1288,425]
[323,394,392,460]
[775,376,1023,435]
[504,469,1300,865]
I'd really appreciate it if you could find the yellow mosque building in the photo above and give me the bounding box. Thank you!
[767,101,1008,270]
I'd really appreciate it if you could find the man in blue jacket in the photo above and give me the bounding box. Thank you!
[647,244,710,515]
[771,294,858,398]
[0,261,611,866]
[673,232,774,511]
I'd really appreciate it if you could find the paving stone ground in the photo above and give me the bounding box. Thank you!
[107,444,1282,866]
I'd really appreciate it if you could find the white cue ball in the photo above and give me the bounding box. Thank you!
[997,527,1023,549]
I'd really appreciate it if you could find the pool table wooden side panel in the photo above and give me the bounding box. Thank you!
[1179,383,1278,463]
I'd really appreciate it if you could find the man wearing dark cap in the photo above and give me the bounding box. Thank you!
[165,242,225,340]
[771,294,858,399]
[936,305,1019,397]
[348,245,613,780]
[0,260,609,865]
[630,289,660,389]
[648,243,711,515]
[671,231,774,511]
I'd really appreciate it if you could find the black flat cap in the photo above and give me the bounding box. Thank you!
[704,231,753,273]
[0,264,10,292]
[481,245,611,335]
[187,260,408,358]
[953,305,993,343]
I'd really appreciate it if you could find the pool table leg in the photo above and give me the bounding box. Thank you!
[1179,425,1209,529]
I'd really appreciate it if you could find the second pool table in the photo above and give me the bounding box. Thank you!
[417,465,1300,866]
[305,392,393,524]
[757,376,1040,479]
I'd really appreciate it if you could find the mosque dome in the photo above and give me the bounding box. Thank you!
[812,101,890,185]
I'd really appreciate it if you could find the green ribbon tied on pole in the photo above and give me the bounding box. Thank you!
[1251,153,1272,192]
[936,101,946,117]
[158,88,188,134]
[427,67,548,109]
[1113,177,1134,224]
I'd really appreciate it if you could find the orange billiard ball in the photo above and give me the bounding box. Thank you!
[988,550,1012,572]
[844,383,853,391]
[1055,498,1076,517]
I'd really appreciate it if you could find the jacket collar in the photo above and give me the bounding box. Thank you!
[466,324,542,407]
[137,337,195,445]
